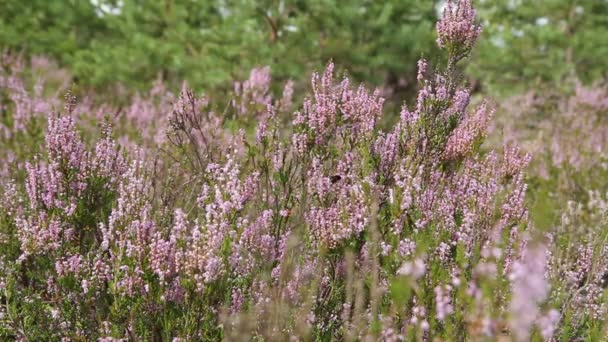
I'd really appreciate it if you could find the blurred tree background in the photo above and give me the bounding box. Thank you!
[470,0,608,96]
[0,0,606,99]
[0,0,439,103]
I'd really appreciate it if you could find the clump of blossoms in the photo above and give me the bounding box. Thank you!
[546,191,608,338]
[0,1,605,340]
[495,81,608,179]
[436,0,482,57]
[491,79,608,339]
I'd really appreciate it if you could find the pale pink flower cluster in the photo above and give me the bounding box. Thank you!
[436,0,482,51]
[233,66,272,117]
[444,102,493,160]
[509,244,550,341]
[294,62,384,147]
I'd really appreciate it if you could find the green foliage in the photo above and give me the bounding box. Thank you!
[0,1,108,60]
[0,0,438,100]
[471,0,608,95]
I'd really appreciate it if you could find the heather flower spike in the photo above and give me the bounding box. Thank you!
[436,0,482,57]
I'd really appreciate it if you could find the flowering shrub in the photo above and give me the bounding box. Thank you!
[491,79,608,340]
[0,1,606,340]
[490,77,608,229]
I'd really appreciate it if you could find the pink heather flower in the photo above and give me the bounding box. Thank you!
[502,145,531,178]
[149,232,176,283]
[92,124,127,183]
[500,173,528,227]
[436,0,482,51]
[4,74,52,132]
[444,103,493,160]
[233,66,272,116]
[45,116,86,170]
[306,203,365,249]
[55,254,84,277]
[509,244,550,341]
[108,159,148,229]
[63,90,77,113]
[537,309,560,340]
[164,277,185,304]
[256,116,269,144]
[417,58,427,82]
[291,132,308,155]
[437,242,451,263]
[434,74,449,102]
[339,84,384,136]
[409,298,428,328]
[446,88,471,118]
[434,284,454,321]
[397,258,426,279]
[306,157,369,249]
[231,288,245,313]
[374,131,399,176]
[565,244,593,286]
[115,267,146,297]
[171,208,189,241]
[574,81,608,111]
[298,62,384,147]
[380,242,392,256]
[15,212,63,255]
[307,157,332,197]
[398,239,416,257]
[415,84,431,114]
[278,255,317,303]
[231,210,276,275]
[420,320,430,331]
[25,160,56,210]
[180,155,263,289]
[400,104,418,127]
[271,145,285,172]
[280,80,295,111]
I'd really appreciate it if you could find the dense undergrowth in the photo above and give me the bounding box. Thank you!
[0,1,606,340]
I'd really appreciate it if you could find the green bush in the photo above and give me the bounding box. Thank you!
[0,0,438,101]
[471,0,608,96]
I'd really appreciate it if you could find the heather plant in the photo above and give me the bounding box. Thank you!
[547,191,608,340]
[0,1,606,341]
[0,53,68,185]
[485,63,608,341]
[491,80,608,229]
